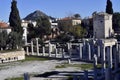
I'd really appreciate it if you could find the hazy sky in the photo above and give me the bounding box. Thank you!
[0,0,120,22]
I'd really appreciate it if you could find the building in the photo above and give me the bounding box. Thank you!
[21,20,37,45]
[0,22,11,34]
[58,17,81,27]
[49,18,58,28]
[93,12,114,39]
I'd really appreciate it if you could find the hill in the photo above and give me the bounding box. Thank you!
[24,10,49,21]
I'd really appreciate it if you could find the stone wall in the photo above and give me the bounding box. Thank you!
[0,50,25,63]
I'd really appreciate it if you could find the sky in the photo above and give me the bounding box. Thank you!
[0,0,120,22]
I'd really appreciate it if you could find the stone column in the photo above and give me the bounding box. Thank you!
[83,41,86,56]
[26,46,29,55]
[105,68,112,80]
[55,48,58,58]
[109,46,113,68]
[84,70,88,80]
[102,45,106,71]
[67,43,70,50]
[79,43,82,59]
[62,48,65,59]
[31,40,34,55]
[93,54,97,80]
[69,48,72,59]
[88,43,91,60]
[97,46,100,58]
[118,44,120,63]
[49,42,52,57]
[36,38,39,56]
[42,46,45,56]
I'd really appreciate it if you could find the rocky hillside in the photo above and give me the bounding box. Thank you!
[24,10,48,21]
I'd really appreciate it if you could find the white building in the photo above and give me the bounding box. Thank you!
[49,18,58,28]
[0,22,11,34]
[21,20,37,45]
[93,12,114,39]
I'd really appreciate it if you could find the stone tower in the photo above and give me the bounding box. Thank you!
[93,12,113,39]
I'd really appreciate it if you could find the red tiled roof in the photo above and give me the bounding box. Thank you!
[0,22,9,28]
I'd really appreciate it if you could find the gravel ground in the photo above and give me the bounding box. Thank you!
[0,60,84,80]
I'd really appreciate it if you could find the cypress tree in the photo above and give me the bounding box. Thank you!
[9,0,23,49]
[106,0,113,14]
[9,0,23,35]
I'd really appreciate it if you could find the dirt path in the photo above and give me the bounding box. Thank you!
[0,60,83,80]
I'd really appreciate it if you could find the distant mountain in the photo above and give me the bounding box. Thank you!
[24,10,49,21]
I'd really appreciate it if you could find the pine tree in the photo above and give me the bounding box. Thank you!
[106,0,113,14]
[9,0,23,35]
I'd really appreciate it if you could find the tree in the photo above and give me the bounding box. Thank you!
[113,12,120,33]
[73,14,81,19]
[69,25,86,38]
[36,17,51,38]
[27,23,36,42]
[9,0,23,49]
[106,0,113,14]
[9,0,23,34]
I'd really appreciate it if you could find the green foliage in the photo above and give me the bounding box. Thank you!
[58,21,72,32]
[9,0,23,35]
[113,12,120,33]
[22,56,49,61]
[55,33,71,42]
[5,77,23,80]
[8,32,23,49]
[27,23,36,41]
[106,0,113,14]
[0,31,23,50]
[27,17,51,41]
[0,31,8,50]
[73,14,81,19]
[37,17,51,36]
[69,25,86,38]
[8,0,23,49]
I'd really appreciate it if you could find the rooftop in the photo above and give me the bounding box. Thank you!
[0,22,9,29]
